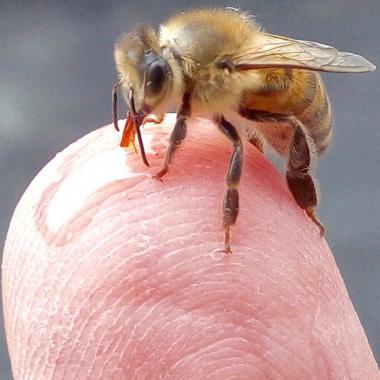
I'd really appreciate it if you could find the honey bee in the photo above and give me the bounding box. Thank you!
[112,8,375,253]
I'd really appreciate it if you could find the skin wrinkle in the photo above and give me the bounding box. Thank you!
[51,228,119,309]
[71,313,112,378]
[167,240,218,264]
[119,273,219,372]
[308,306,334,378]
[203,359,267,380]
[159,252,218,283]
[61,258,148,377]
[112,265,197,348]
[153,219,199,247]
[173,353,259,380]
[19,248,54,379]
[156,330,235,377]
[170,289,251,324]
[128,314,203,378]
[6,236,27,373]
[106,312,149,376]
[27,307,45,379]
[249,321,307,373]
[311,301,358,379]
[8,213,41,315]
[146,316,216,376]
[278,238,332,300]
[259,262,312,312]
[157,312,278,377]
[84,261,157,363]
[98,319,129,377]
[276,332,310,370]
[121,262,267,374]
[258,276,332,374]
[252,350,289,379]
[54,271,114,373]
[66,197,163,264]
[154,194,207,221]
[252,270,312,320]
[56,247,136,377]
[122,302,179,370]
[171,339,264,379]
[161,230,213,252]
[5,212,30,307]
[123,311,182,375]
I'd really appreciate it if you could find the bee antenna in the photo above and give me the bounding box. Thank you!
[112,82,121,131]
[128,90,150,167]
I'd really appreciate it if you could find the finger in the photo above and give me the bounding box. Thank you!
[2,115,378,379]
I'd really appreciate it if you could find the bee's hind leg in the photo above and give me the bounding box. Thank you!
[239,108,324,235]
[215,116,244,253]
[286,121,325,236]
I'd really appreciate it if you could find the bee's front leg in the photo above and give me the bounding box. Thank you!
[215,116,244,254]
[153,92,191,181]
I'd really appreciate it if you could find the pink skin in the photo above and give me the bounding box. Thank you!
[2,115,379,379]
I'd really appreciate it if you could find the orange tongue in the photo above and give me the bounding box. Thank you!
[120,113,136,150]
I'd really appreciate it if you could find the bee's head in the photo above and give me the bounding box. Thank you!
[114,26,172,114]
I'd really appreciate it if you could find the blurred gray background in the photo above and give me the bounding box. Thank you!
[0,1,378,378]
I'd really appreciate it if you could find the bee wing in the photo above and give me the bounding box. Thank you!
[234,33,376,73]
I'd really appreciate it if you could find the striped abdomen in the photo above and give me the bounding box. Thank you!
[241,69,333,156]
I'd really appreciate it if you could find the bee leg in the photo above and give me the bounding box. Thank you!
[239,108,324,235]
[153,93,191,180]
[286,124,325,236]
[153,116,187,180]
[216,116,244,253]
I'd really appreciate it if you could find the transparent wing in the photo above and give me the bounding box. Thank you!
[233,33,376,73]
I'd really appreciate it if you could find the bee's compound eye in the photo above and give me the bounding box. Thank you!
[145,62,166,95]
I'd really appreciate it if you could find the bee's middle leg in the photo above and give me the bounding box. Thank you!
[153,92,191,180]
[215,116,244,253]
